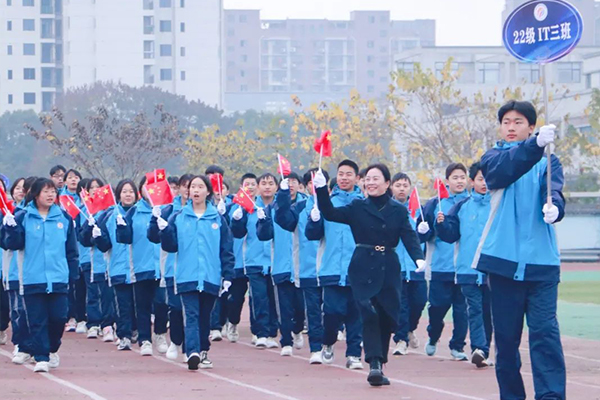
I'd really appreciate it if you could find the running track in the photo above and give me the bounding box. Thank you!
[2,315,599,400]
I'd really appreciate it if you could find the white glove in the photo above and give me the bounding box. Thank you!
[232,207,243,221]
[542,203,559,224]
[92,225,102,238]
[221,280,232,294]
[313,169,326,189]
[280,178,289,190]
[257,207,266,220]
[152,206,161,219]
[87,216,96,227]
[116,214,127,226]
[217,199,227,215]
[3,213,16,227]
[415,260,426,273]
[417,221,430,235]
[157,216,168,231]
[310,206,321,222]
[536,124,556,148]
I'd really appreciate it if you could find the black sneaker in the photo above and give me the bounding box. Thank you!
[187,352,200,370]
[367,359,388,387]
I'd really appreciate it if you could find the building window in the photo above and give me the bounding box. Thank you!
[368,16,375,23]
[24,68,36,79]
[143,0,153,10]
[24,92,36,104]
[180,22,185,32]
[240,84,248,91]
[180,46,185,56]
[143,16,154,34]
[240,40,246,47]
[160,68,172,81]
[180,0,184,7]
[41,19,54,38]
[477,62,502,84]
[379,30,387,37]
[23,0,34,6]
[41,42,54,62]
[55,43,62,62]
[557,62,581,83]
[143,40,154,59]
[241,54,247,62]
[7,45,13,55]
[435,62,476,84]
[42,92,54,111]
[517,63,540,83]
[368,70,374,78]
[367,85,374,92]
[159,0,171,7]
[41,0,53,13]
[240,70,245,77]
[367,55,373,62]
[396,62,414,73]
[180,71,185,81]
[144,65,154,84]
[159,44,171,56]
[227,29,234,37]
[367,41,374,48]
[41,67,53,86]
[8,70,13,79]
[240,15,247,23]
[7,0,12,5]
[55,19,62,39]
[8,94,13,104]
[7,21,12,31]
[159,20,171,32]
[23,43,35,55]
[23,19,35,31]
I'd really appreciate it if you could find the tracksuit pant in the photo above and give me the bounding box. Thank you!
[394,279,427,344]
[181,291,216,355]
[167,283,184,347]
[0,283,9,332]
[488,273,566,400]
[427,280,468,351]
[303,286,324,353]
[460,282,492,357]
[153,285,169,336]
[21,292,68,362]
[133,279,158,345]
[322,285,362,358]
[247,272,278,339]
[273,281,304,347]
[226,277,248,326]
[8,289,27,346]
[210,296,228,331]
[113,283,135,341]
[82,269,115,330]
[68,273,87,323]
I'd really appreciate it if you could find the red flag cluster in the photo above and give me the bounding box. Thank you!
[233,188,255,214]
[146,169,166,185]
[81,185,117,215]
[313,131,332,157]
[144,168,173,206]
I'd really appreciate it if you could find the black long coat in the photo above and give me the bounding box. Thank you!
[316,187,425,324]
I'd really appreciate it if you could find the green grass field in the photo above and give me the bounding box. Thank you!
[557,270,600,340]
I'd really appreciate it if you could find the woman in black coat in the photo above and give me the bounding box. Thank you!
[313,163,425,387]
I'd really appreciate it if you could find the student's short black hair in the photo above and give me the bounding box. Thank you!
[286,172,302,183]
[469,162,482,180]
[9,177,25,199]
[258,173,279,186]
[365,164,391,182]
[77,178,90,195]
[358,168,368,179]
[23,176,37,195]
[445,163,467,179]
[241,173,257,185]
[167,176,179,185]
[338,159,359,175]
[205,165,225,176]
[178,173,194,187]
[26,178,57,206]
[115,179,139,203]
[303,168,330,186]
[85,178,105,191]
[188,175,214,202]
[391,172,411,185]
[329,177,337,191]
[65,169,82,180]
[498,100,537,126]
[49,165,66,176]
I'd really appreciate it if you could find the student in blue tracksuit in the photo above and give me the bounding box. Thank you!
[256,172,307,357]
[231,173,279,349]
[0,178,14,346]
[1,178,79,373]
[116,176,168,356]
[416,163,470,361]
[436,162,493,368]
[225,173,258,343]
[474,101,566,400]
[49,165,66,192]
[63,169,88,334]
[306,159,365,370]
[147,173,193,360]
[79,178,116,343]
[389,173,428,357]
[91,179,139,351]
[160,175,235,370]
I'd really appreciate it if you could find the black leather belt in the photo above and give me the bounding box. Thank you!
[356,244,396,252]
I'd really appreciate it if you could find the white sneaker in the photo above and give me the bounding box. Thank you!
[227,324,239,343]
[166,342,181,360]
[309,351,323,364]
[199,351,213,369]
[12,352,31,365]
[266,337,279,349]
[255,337,267,348]
[49,353,60,368]
[321,345,334,364]
[12,345,19,356]
[76,321,87,334]
[251,335,258,345]
[346,356,364,370]
[117,337,131,351]
[34,361,50,373]
[210,330,223,342]
[140,340,153,356]
[408,331,420,349]
[337,330,346,341]
[87,326,100,339]
[65,318,76,332]
[393,341,408,356]
[280,346,293,356]
[292,332,304,349]
[0,330,8,345]
[451,349,468,361]
[102,326,115,342]
[154,334,168,354]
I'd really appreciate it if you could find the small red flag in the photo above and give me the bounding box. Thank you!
[91,185,117,213]
[145,180,174,207]
[434,178,449,200]
[146,169,166,185]
[277,154,292,176]
[210,173,224,196]
[0,185,16,215]
[407,187,421,219]
[80,188,95,214]
[233,189,255,214]
[313,131,332,157]
[59,195,81,219]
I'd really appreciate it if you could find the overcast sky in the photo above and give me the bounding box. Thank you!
[224,0,507,46]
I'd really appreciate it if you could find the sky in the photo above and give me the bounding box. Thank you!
[224,0,507,46]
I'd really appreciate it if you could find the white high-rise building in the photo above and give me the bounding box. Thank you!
[0,0,223,113]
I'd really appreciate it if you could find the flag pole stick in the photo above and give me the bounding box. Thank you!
[143,186,154,208]
[108,185,121,216]
[541,63,552,207]
[240,187,258,209]
[63,196,89,221]
[311,172,319,210]
[277,154,285,182]
[318,145,323,170]
[437,179,442,215]
[414,186,424,221]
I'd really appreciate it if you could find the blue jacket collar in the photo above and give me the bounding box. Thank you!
[136,199,152,213]
[25,202,63,220]
[494,139,525,149]
[182,201,218,219]
[471,191,490,204]
[449,190,469,201]
[331,185,363,199]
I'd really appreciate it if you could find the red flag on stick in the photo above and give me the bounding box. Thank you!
[59,195,81,219]
[210,173,224,197]
[146,169,166,185]
[145,180,174,207]
[407,187,422,220]
[91,185,117,213]
[313,131,332,157]
[277,154,292,177]
[233,188,255,214]
[80,188,95,214]
[433,178,449,200]
[0,185,16,215]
